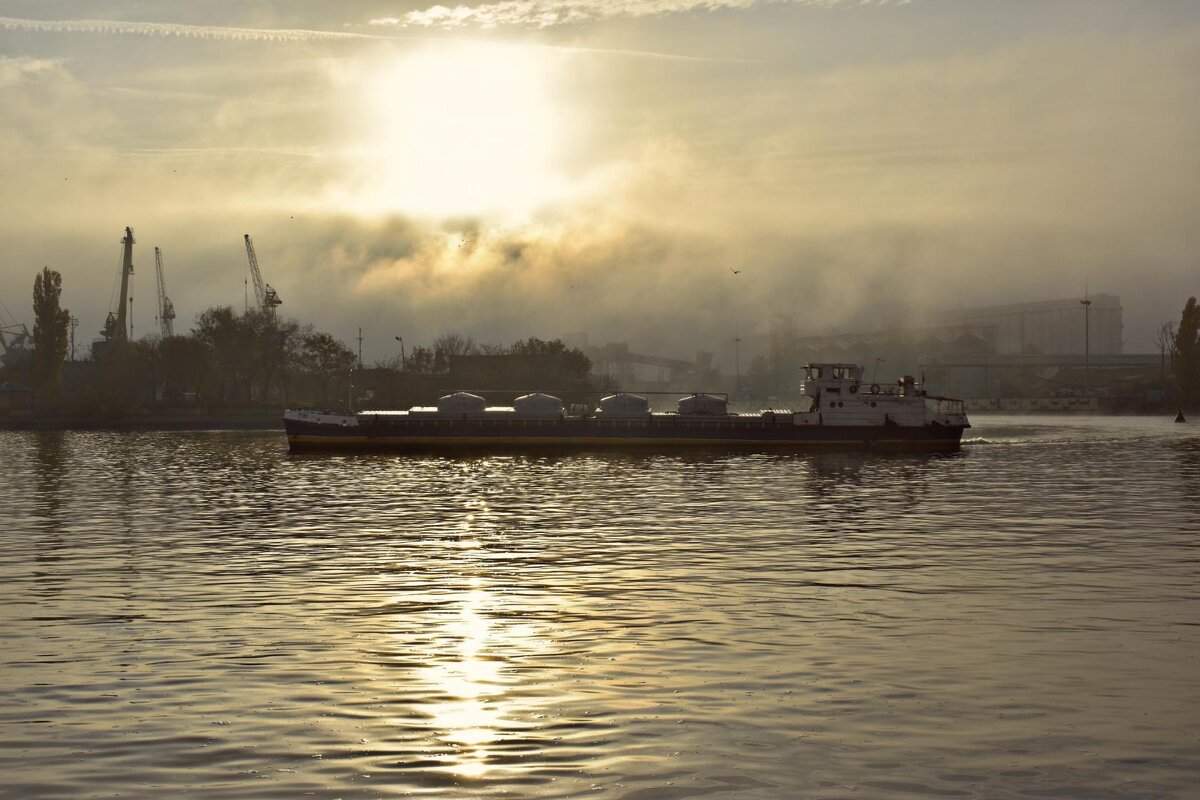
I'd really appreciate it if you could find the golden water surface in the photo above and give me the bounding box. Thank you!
[1,417,1198,799]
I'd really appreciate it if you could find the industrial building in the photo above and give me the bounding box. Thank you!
[564,334,722,393]
[769,294,1161,404]
[933,294,1123,356]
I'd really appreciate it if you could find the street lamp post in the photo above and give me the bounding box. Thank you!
[394,336,405,370]
[734,335,742,399]
[1080,297,1092,397]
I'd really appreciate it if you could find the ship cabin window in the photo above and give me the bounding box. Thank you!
[832,366,854,381]
[806,366,824,380]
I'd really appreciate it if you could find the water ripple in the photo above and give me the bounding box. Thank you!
[1,417,1198,798]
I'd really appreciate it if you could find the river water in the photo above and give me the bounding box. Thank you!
[1,416,1197,799]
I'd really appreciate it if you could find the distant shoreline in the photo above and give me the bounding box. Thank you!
[963,409,1182,418]
[0,409,285,431]
[1,408,1186,432]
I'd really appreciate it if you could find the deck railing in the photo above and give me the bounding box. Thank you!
[926,397,966,415]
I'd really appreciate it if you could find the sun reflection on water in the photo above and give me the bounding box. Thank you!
[426,584,502,775]
[402,503,549,779]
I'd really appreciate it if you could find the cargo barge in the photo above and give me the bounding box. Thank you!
[284,363,969,451]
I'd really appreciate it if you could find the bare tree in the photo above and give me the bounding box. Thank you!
[372,355,405,371]
[408,346,435,374]
[1155,321,1177,383]
[433,332,477,372]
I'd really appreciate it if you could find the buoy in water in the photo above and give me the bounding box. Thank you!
[1175,410,1187,423]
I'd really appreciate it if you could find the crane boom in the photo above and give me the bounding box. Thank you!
[0,300,32,365]
[155,247,175,338]
[243,234,281,315]
[103,227,135,341]
[0,323,31,354]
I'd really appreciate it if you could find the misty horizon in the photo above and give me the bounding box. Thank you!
[2,1,1198,366]
[2,5,1199,797]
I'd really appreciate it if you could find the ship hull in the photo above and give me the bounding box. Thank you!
[284,416,965,452]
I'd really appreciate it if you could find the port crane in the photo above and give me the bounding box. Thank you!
[243,234,282,316]
[101,227,136,342]
[0,322,30,353]
[0,299,32,367]
[154,247,176,338]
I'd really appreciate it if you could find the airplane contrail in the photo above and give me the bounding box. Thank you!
[374,0,911,30]
[0,16,396,43]
[0,14,752,61]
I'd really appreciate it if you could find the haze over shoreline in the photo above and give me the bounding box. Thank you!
[2,1,1198,366]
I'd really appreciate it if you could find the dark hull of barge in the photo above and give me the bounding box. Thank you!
[285,415,966,452]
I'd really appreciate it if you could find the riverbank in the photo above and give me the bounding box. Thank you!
[0,407,284,431]
[2,404,1187,429]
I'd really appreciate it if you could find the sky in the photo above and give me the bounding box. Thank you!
[1,0,1198,363]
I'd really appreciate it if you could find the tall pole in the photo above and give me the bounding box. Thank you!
[734,335,741,399]
[1080,297,1092,397]
[69,316,78,361]
[395,336,405,370]
[129,296,134,340]
[357,327,364,370]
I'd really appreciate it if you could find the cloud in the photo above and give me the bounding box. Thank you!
[0,55,115,153]
[1,20,1196,359]
[372,0,909,29]
[0,15,392,43]
[0,55,65,86]
[249,27,1200,354]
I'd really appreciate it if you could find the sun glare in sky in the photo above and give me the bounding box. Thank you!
[354,43,568,219]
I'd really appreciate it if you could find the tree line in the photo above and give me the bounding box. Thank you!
[8,267,601,413]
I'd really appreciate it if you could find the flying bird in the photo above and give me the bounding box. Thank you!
[729,268,741,275]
